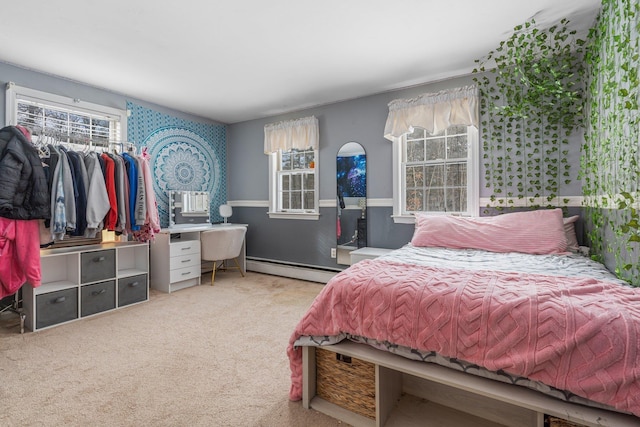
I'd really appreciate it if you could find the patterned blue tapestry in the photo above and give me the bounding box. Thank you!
[127,102,227,227]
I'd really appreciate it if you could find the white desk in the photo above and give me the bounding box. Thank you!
[149,224,247,293]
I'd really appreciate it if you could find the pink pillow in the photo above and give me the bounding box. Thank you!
[563,215,580,251]
[411,209,568,255]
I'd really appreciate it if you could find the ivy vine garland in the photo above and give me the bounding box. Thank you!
[583,0,639,285]
[472,18,584,212]
[472,4,639,286]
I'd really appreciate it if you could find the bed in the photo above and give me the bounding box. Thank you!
[287,209,640,425]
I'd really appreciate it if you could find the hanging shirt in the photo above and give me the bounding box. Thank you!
[100,153,118,231]
[122,152,139,232]
[134,156,146,227]
[49,154,66,240]
[66,151,88,236]
[132,149,161,242]
[0,217,41,298]
[57,148,76,236]
[111,154,127,233]
[42,144,59,228]
[83,152,110,238]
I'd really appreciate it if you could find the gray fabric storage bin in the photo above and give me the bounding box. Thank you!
[81,280,116,317]
[36,288,78,329]
[81,249,116,284]
[118,274,148,307]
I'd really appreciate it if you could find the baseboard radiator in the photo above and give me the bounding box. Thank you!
[246,257,340,284]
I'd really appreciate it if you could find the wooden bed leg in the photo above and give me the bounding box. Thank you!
[302,346,317,409]
[377,365,402,427]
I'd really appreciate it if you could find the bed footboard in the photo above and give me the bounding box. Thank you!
[301,342,640,427]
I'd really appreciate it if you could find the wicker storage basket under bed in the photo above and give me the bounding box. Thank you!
[315,347,376,419]
[545,415,586,427]
[315,348,590,426]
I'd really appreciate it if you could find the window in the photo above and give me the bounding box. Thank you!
[264,115,319,220]
[5,82,128,247]
[5,82,126,151]
[279,148,315,210]
[269,148,319,219]
[384,85,479,223]
[393,125,478,222]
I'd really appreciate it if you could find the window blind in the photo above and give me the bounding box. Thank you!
[16,98,121,150]
[6,82,126,152]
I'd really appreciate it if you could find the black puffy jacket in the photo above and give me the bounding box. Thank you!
[0,126,50,220]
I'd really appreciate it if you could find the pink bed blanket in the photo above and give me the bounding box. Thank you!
[287,258,640,417]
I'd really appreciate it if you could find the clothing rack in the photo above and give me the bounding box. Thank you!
[0,292,26,334]
[31,134,133,153]
[0,128,151,334]
[39,139,159,244]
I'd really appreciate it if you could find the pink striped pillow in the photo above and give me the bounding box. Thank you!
[563,215,580,251]
[411,209,568,254]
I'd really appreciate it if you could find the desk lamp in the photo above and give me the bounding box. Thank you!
[219,204,233,224]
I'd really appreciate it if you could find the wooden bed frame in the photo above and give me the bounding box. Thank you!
[302,341,640,427]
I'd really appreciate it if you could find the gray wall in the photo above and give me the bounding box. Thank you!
[228,74,585,270]
[0,61,227,231]
[228,75,478,202]
[0,61,222,130]
[2,60,585,272]
[229,76,493,269]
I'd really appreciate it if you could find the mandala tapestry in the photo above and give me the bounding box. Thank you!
[126,102,226,227]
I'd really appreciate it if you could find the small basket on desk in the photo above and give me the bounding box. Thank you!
[315,347,376,420]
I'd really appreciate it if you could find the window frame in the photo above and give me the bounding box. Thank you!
[392,125,479,223]
[5,82,127,149]
[268,147,319,220]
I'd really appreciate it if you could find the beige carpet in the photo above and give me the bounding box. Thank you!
[0,272,346,427]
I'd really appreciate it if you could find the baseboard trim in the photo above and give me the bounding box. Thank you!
[246,259,339,284]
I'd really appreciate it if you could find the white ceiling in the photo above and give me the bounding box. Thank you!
[0,1,601,124]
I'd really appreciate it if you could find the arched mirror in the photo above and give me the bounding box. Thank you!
[336,142,366,265]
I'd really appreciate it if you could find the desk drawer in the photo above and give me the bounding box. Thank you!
[170,265,200,283]
[170,240,200,257]
[170,253,200,270]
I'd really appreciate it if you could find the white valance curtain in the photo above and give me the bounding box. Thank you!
[383,85,478,140]
[264,116,319,154]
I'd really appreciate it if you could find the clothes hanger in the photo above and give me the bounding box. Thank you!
[38,144,50,158]
[35,133,50,158]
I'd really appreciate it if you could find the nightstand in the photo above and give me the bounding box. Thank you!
[350,247,393,264]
